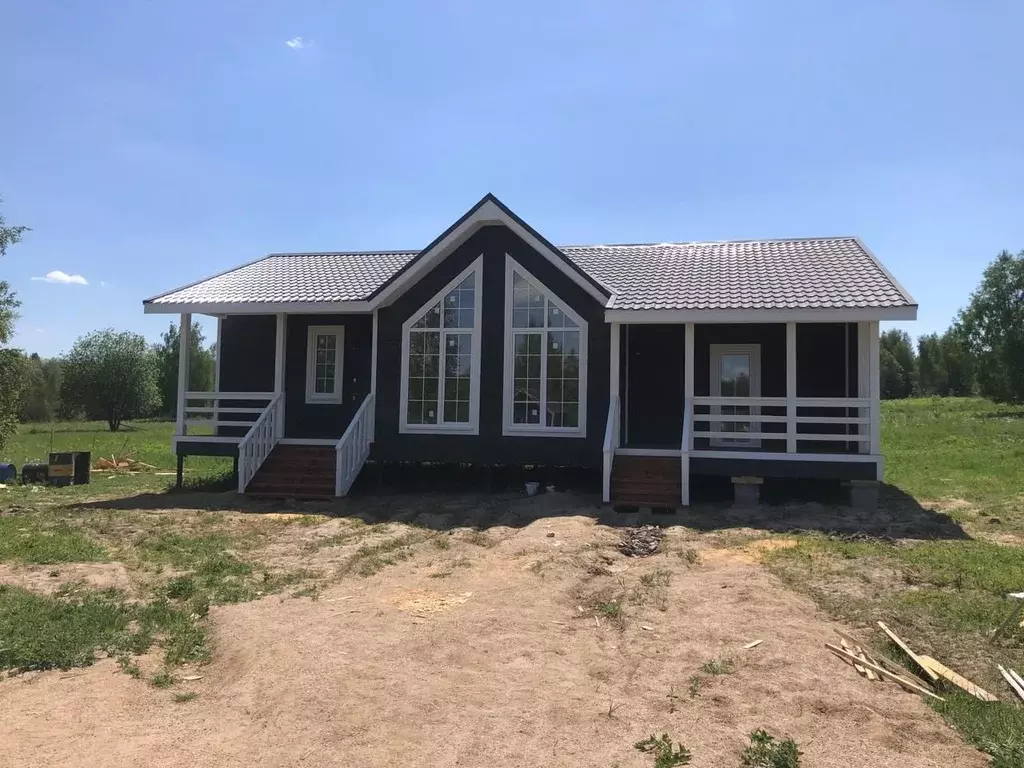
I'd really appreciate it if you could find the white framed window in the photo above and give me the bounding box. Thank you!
[399,257,483,434]
[709,343,761,447]
[305,326,344,404]
[502,255,588,437]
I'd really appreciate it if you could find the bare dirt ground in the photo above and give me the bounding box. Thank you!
[0,493,987,768]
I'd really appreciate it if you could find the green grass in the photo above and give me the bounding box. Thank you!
[765,398,1024,765]
[0,515,107,564]
[0,420,233,505]
[882,398,1024,525]
[0,583,208,671]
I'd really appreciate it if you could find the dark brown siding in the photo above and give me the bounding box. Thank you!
[284,314,373,439]
[374,225,609,467]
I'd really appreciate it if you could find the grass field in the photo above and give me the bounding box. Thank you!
[1,400,1024,764]
[0,420,232,505]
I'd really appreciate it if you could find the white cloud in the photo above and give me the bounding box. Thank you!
[31,270,88,286]
[285,36,311,50]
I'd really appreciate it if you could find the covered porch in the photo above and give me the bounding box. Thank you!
[602,319,882,506]
[170,311,377,497]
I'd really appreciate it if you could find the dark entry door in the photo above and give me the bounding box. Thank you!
[625,325,686,447]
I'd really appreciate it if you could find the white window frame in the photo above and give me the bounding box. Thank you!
[709,343,761,447]
[502,255,588,438]
[305,325,345,404]
[399,256,483,435]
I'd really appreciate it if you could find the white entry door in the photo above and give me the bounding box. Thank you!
[709,344,761,447]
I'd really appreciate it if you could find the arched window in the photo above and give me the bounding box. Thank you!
[400,257,482,433]
[502,255,587,436]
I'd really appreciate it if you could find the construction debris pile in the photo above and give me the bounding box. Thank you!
[93,455,156,473]
[826,620,1024,704]
[617,526,665,557]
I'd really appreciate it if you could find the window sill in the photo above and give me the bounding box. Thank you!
[399,423,479,436]
[502,426,586,439]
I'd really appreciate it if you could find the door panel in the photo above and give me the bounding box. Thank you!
[624,325,685,447]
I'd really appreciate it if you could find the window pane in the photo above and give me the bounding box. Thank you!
[412,303,441,329]
[547,304,564,328]
[407,401,423,424]
[720,353,750,398]
[512,308,530,329]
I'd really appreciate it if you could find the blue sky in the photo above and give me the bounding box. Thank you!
[2,0,1021,356]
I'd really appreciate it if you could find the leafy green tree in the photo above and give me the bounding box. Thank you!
[916,333,944,396]
[938,328,974,396]
[880,329,916,398]
[957,250,1024,403]
[19,353,62,422]
[0,198,30,452]
[153,321,215,417]
[61,329,160,431]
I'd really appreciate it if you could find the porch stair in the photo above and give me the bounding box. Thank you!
[245,445,335,500]
[610,456,682,508]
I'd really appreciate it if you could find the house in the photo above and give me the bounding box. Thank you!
[143,194,917,505]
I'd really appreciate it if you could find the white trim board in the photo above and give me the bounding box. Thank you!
[605,306,917,324]
[502,254,588,439]
[372,198,609,308]
[398,256,483,435]
[145,300,373,316]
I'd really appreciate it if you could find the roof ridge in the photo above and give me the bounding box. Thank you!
[561,236,860,249]
[267,249,418,257]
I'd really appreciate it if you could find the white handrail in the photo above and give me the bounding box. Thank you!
[335,393,375,497]
[236,393,284,493]
[601,395,619,503]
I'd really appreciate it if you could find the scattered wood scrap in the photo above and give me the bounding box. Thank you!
[998,665,1024,702]
[825,644,944,701]
[93,455,158,472]
[918,655,999,702]
[877,621,940,684]
[743,639,764,650]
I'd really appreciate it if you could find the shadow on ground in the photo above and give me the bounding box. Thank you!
[68,474,970,541]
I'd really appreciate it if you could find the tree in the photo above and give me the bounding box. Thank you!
[916,333,944,396]
[61,329,160,431]
[0,198,29,452]
[153,321,215,417]
[938,328,974,397]
[19,353,62,422]
[957,250,1024,403]
[880,329,917,398]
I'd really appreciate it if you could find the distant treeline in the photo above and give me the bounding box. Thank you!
[18,322,215,426]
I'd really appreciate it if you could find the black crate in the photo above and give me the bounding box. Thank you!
[48,452,91,487]
[22,463,48,484]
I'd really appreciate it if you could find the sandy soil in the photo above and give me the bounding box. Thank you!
[0,495,987,768]
[0,561,132,594]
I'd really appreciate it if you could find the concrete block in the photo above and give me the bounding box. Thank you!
[731,476,762,509]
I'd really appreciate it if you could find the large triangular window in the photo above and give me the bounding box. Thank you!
[503,256,588,436]
[400,257,482,433]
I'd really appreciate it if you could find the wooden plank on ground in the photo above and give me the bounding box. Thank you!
[877,621,940,683]
[841,639,869,677]
[835,630,878,680]
[917,655,999,702]
[998,665,1024,702]
[825,644,944,701]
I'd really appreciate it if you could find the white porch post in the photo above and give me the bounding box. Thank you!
[857,322,870,454]
[786,321,797,453]
[176,313,191,436]
[213,316,222,427]
[609,323,620,401]
[370,309,379,440]
[682,322,694,506]
[868,320,882,478]
[274,313,287,438]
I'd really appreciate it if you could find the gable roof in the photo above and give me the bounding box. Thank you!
[144,198,916,320]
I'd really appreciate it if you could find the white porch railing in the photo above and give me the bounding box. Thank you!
[335,393,375,497]
[237,394,284,493]
[686,396,871,451]
[178,391,277,435]
[601,395,620,503]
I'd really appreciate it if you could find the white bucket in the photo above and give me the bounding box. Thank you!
[525,481,540,496]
